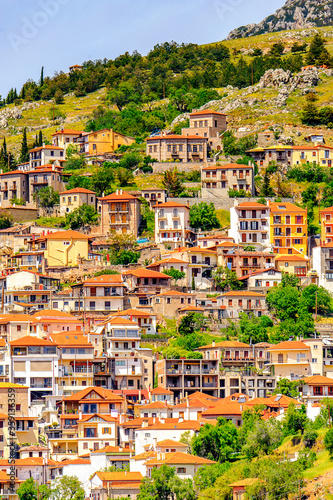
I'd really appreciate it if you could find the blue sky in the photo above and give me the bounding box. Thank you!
[0,0,283,97]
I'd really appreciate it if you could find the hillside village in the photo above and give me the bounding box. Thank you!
[2,19,333,500]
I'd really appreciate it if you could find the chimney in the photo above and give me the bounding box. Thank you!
[212,341,215,347]
[116,189,119,195]
[79,410,82,420]
[120,189,123,195]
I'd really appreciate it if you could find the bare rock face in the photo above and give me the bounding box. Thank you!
[227,0,333,39]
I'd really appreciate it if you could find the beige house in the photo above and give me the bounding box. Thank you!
[141,188,167,208]
[0,170,29,205]
[217,291,267,319]
[201,163,254,198]
[28,164,64,203]
[151,290,196,319]
[29,145,65,169]
[183,109,227,149]
[52,128,83,150]
[154,201,191,249]
[59,187,97,214]
[98,190,141,238]
[267,340,318,380]
[146,134,207,162]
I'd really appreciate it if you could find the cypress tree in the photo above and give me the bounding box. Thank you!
[38,130,43,147]
[19,128,29,163]
[40,66,44,87]
[0,138,8,170]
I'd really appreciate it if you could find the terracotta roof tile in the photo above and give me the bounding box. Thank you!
[59,188,96,194]
[267,341,310,351]
[10,336,56,346]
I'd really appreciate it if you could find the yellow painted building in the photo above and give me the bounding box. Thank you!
[87,129,135,155]
[292,145,333,167]
[52,129,83,150]
[269,201,307,256]
[275,254,309,277]
[37,230,90,267]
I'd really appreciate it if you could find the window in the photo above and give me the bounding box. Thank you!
[102,427,111,434]
[312,358,317,363]
[177,468,186,474]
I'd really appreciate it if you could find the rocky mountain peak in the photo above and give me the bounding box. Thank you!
[227,0,333,39]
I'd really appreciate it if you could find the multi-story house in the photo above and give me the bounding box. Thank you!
[269,201,307,255]
[71,274,125,315]
[59,187,97,215]
[146,134,207,162]
[152,290,196,319]
[240,268,282,292]
[217,249,275,278]
[229,201,271,249]
[123,268,171,294]
[246,144,293,170]
[156,358,220,400]
[217,291,267,319]
[301,375,333,403]
[0,170,29,205]
[201,163,254,198]
[322,338,333,377]
[50,333,94,396]
[141,188,167,208]
[79,128,135,155]
[110,309,157,335]
[29,145,65,169]
[147,257,188,289]
[28,309,83,337]
[34,229,90,267]
[154,201,191,249]
[1,270,60,315]
[198,340,255,366]
[0,339,10,383]
[187,247,217,290]
[0,411,38,459]
[319,206,333,244]
[52,128,83,150]
[10,336,59,404]
[198,235,234,248]
[98,189,141,238]
[275,253,309,278]
[101,317,153,392]
[28,164,64,203]
[48,387,125,460]
[267,340,318,381]
[248,144,333,170]
[182,109,227,150]
[313,241,333,292]
[11,250,45,273]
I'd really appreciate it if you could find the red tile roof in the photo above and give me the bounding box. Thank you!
[153,201,189,209]
[190,109,226,116]
[99,192,137,201]
[198,340,250,349]
[151,387,173,395]
[82,274,123,284]
[147,134,207,141]
[275,255,308,261]
[235,202,268,209]
[59,187,96,194]
[63,387,125,402]
[145,451,216,466]
[29,145,64,152]
[303,375,333,386]
[38,230,90,240]
[52,129,83,136]
[220,291,265,297]
[202,163,252,171]
[123,268,171,279]
[269,201,307,213]
[267,341,310,351]
[10,336,56,346]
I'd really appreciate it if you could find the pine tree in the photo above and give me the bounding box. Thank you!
[40,66,44,87]
[19,128,29,163]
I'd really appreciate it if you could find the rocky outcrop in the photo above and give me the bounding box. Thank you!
[0,102,41,129]
[227,0,333,39]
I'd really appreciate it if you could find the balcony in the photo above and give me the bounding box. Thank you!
[202,382,218,387]
[30,382,52,388]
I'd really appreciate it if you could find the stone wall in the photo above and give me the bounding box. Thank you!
[4,206,39,222]
[152,162,202,173]
[167,196,294,211]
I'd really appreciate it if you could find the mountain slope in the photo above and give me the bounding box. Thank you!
[227,0,333,39]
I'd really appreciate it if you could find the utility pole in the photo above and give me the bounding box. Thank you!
[315,290,318,321]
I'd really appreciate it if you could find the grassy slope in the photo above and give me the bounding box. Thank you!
[3,25,333,157]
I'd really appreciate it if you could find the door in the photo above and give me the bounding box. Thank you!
[278,354,283,363]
